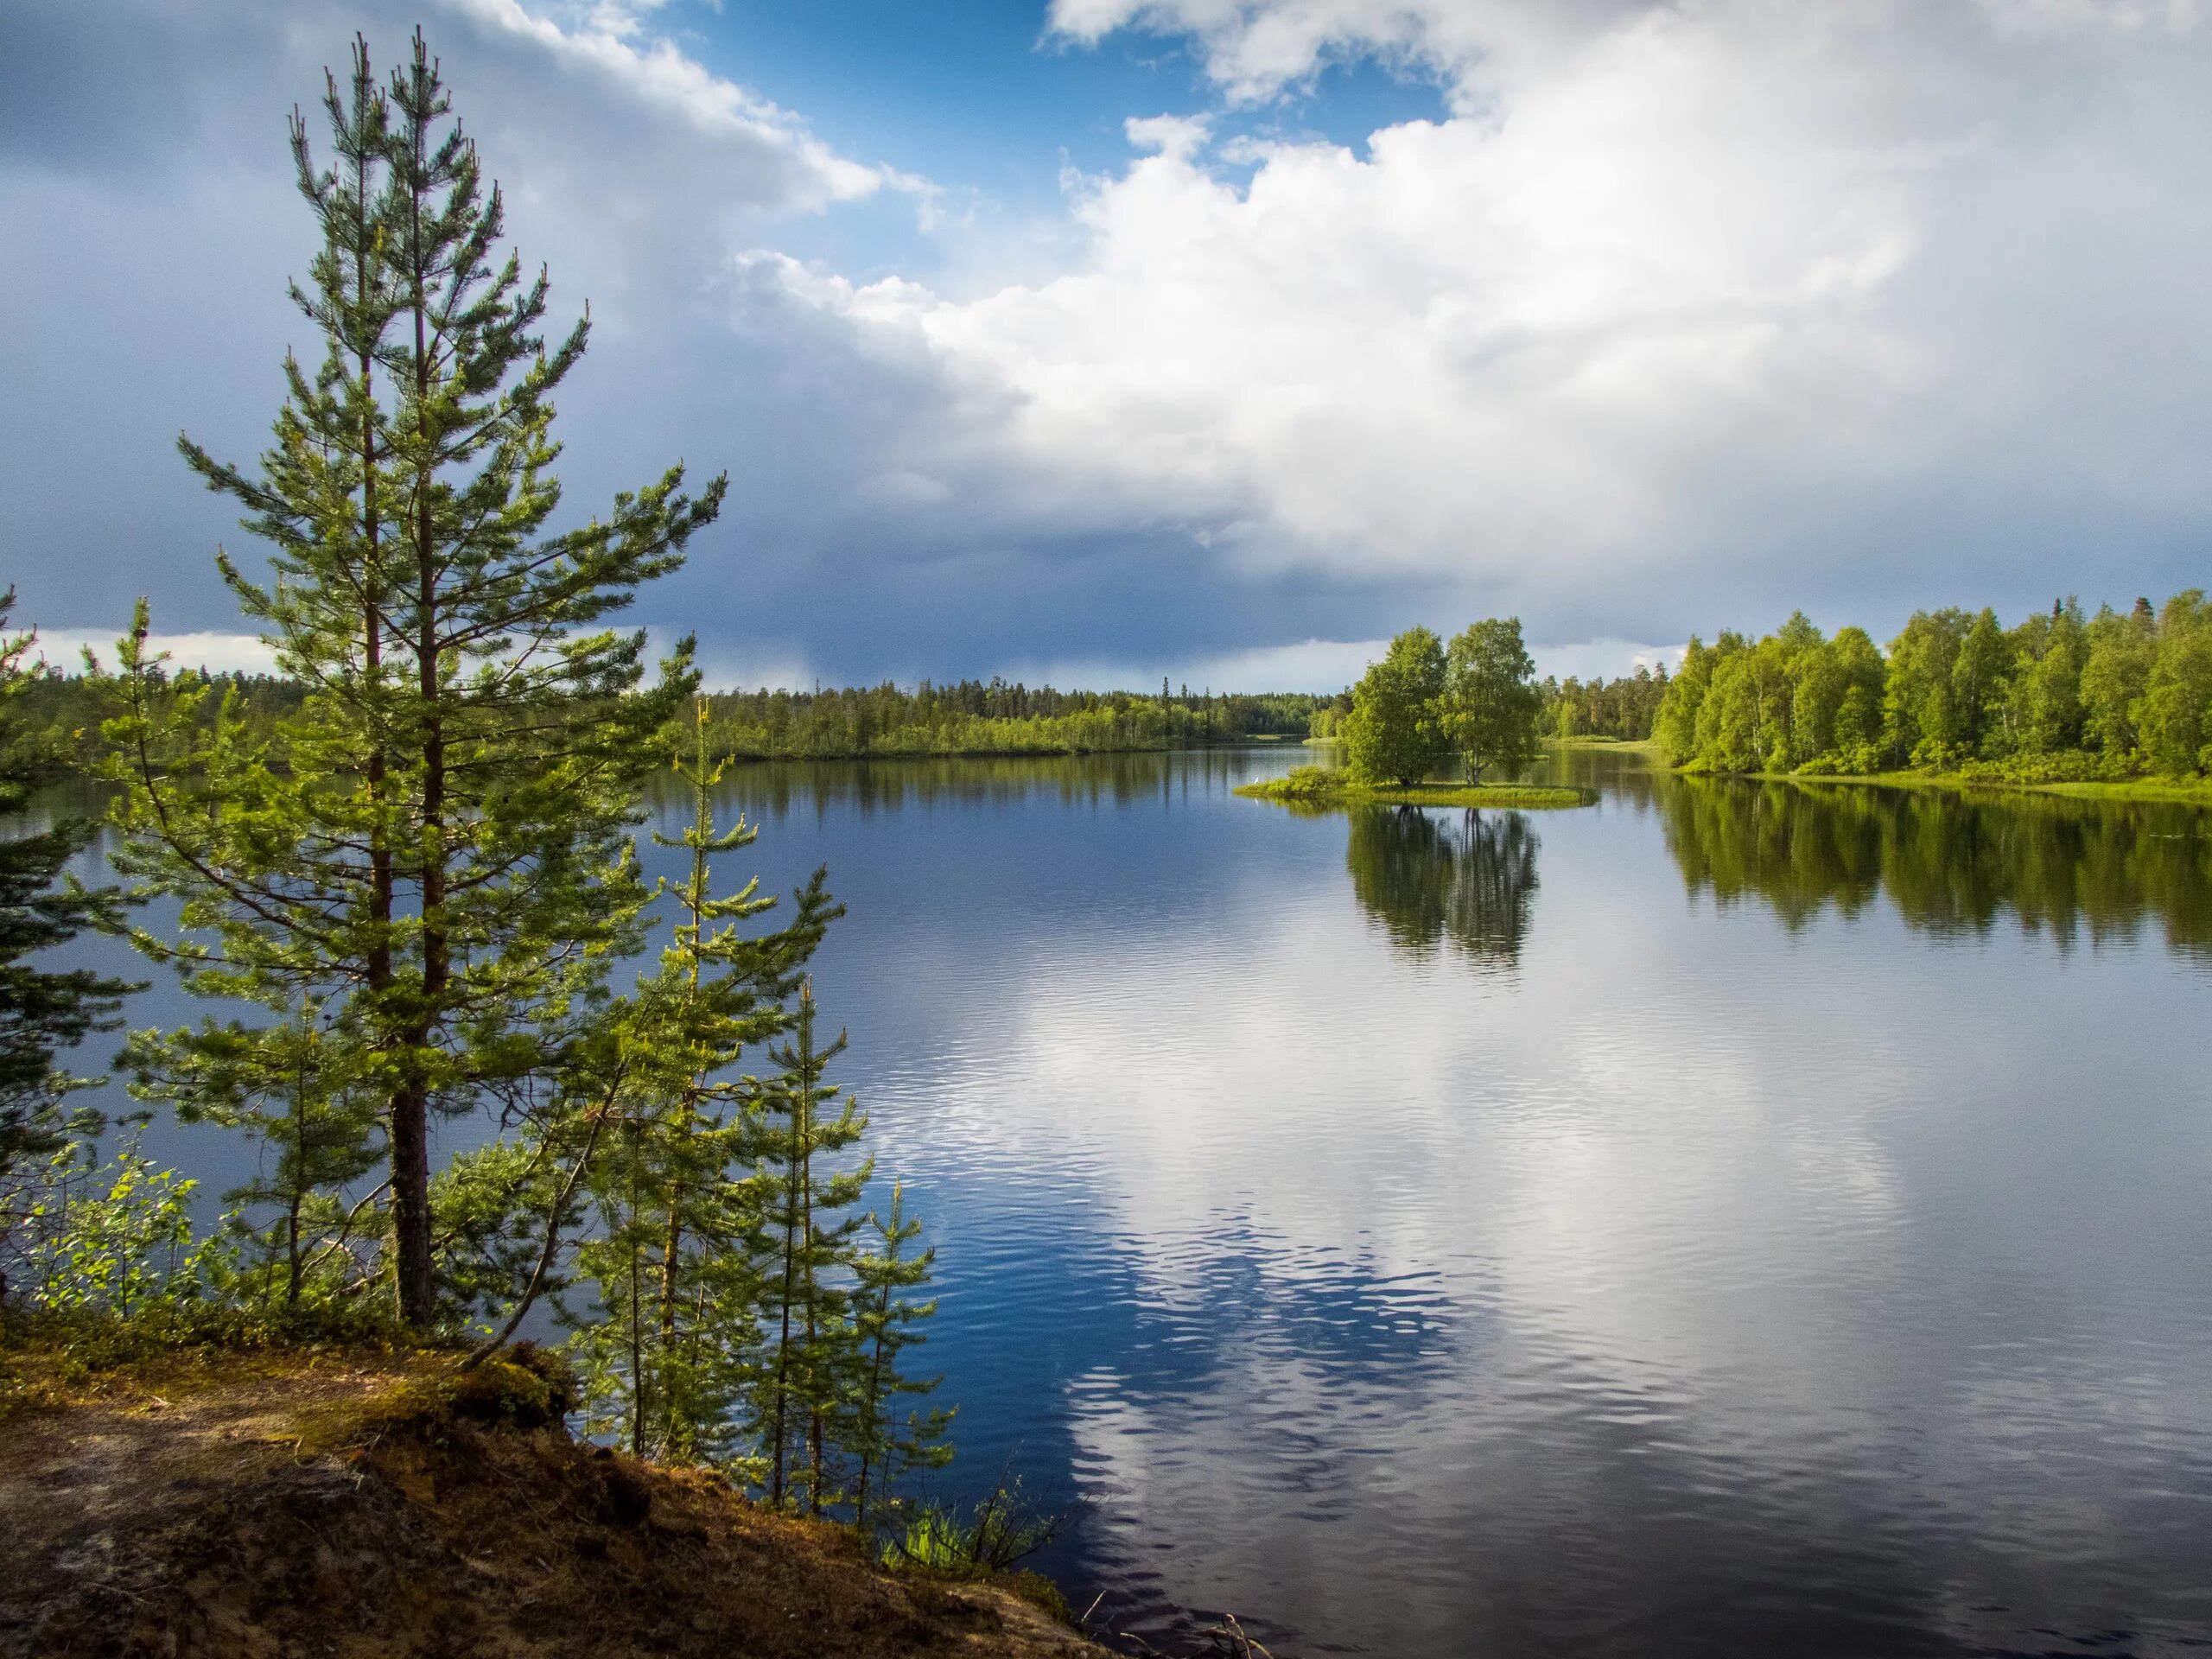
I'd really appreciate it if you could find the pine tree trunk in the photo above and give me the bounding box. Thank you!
[771,1124,800,1507]
[285,1062,306,1308]
[390,1085,435,1323]
[390,105,447,1333]
[629,1143,646,1453]
[355,121,406,1326]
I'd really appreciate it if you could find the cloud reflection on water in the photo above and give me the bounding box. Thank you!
[791,753,2212,1655]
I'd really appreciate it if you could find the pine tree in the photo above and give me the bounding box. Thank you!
[569,704,839,1460]
[753,979,869,1512]
[102,32,722,1329]
[846,1181,952,1529]
[0,597,137,1277]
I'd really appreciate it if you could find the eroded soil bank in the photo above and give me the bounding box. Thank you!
[0,1339,1107,1659]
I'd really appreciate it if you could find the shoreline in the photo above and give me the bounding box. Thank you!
[1677,765,2212,807]
[1235,775,1594,810]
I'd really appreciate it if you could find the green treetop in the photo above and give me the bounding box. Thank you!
[1440,617,1541,783]
[1344,627,1449,786]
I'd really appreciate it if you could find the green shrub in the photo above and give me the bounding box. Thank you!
[882,1478,1063,1579]
[1255,766,1341,800]
[3,1141,227,1316]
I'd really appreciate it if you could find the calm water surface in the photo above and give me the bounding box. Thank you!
[79,747,2212,1656]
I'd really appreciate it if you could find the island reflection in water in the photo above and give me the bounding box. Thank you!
[1344,804,1541,971]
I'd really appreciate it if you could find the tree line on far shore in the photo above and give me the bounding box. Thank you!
[1541,664,1669,742]
[1658,594,2212,781]
[10,666,1325,765]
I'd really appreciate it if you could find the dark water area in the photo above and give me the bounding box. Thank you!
[46,747,2212,1656]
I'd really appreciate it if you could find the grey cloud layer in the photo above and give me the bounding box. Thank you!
[6,0,2209,686]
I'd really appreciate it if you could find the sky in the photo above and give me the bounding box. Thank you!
[4,0,2210,692]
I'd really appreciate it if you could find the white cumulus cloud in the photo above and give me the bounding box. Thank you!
[754,0,2212,644]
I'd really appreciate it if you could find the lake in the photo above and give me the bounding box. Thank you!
[64,747,2212,1656]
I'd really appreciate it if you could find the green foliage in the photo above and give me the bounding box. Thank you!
[2137,591,2212,776]
[845,1183,954,1529]
[3,1141,229,1317]
[1249,765,1340,801]
[698,681,1321,757]
[100,33,721,1329]
[1308,690,1354,740]
[752,980,872,1514]
[2081,599,2156,756]
[0,594,138,1184]
[556,714,950,1523]
[0,673,1333,767]
[568,706,841,1469]
[1343,628,1448,786]
[1882,608,1969,766]
[1541,661,1669,743]
[883,1478,1063,1577]
[1440,618,1541,782]
[1654,591,2212,781]
[123,997,384,1312]
[11,671,306,768]
[1235,772,1587,810]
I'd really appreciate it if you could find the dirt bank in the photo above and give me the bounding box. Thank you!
[0,1339,1107,1659]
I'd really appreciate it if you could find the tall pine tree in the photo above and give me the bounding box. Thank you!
[103,32,722,1328]
[569,703,839,1459]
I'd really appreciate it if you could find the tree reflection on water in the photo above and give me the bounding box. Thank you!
[1345,805,1540,971]
[1654,774,2212,956]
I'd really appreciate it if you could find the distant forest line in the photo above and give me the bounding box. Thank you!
[12,669,1334,763]
[26,587,2209,783]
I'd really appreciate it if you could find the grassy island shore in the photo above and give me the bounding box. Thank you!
[1236,766,1593,810]
[1544,735,1662,753]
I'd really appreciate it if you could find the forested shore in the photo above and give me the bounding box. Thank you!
[11,670,1323,765]
[1656,594,2212,791]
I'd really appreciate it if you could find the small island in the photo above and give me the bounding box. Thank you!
[1238,622,1593,810]
[1236,765,1592,810]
